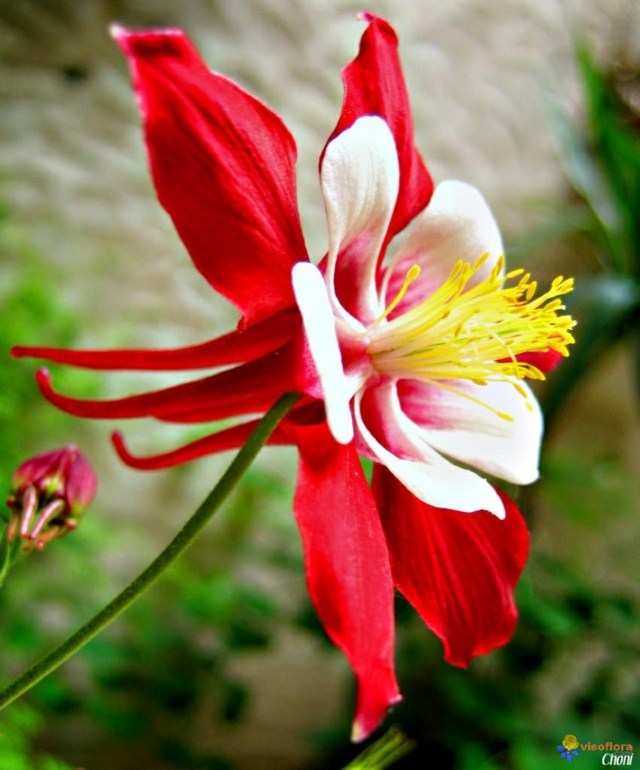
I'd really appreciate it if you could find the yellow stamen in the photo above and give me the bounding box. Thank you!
[372,264,421,326]
[368,254,576,417]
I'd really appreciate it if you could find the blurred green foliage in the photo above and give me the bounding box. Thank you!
[541,47,640,429]
[0,205,95,478]
[0,703,74,770]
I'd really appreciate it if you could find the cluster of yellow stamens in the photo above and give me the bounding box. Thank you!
[367,254,575,418]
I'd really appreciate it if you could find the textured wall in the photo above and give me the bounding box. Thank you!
[2,0,638,333]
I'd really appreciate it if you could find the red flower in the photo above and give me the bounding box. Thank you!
[7,446,96,551]
[13,15,574,739]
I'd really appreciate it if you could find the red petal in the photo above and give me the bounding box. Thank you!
[112,420,291,470]
[514,349,565,373]
[113,28,308,326]
[373,467,529,666]
[289,421,400,741]
[326,15,433,241]
[35,335,318,424]
[12,311,299,371]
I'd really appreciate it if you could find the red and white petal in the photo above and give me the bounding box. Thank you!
[289,420,400,742]
[113,27,308,327]
[373,468,529,667]
[326,14,433,240]
[354,382,505,518]
[292,263,353,444]
[383,181,504,319]
[321,116,399,325]
[398,378,543,485]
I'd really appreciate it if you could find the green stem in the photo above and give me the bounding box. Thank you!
[0,536,21,590]
[0,536,12,589]
[0,392,300,711]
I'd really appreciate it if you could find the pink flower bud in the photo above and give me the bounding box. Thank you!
[6,446,97,551]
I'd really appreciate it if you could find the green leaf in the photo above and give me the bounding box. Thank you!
[577,46,640,273]
[544,88,627,270]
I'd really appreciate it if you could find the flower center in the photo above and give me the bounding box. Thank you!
[367,254,575,418]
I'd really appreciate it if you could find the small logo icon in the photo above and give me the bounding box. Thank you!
[557,735,580,762]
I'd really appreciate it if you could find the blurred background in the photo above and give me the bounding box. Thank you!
[1,0,639,768]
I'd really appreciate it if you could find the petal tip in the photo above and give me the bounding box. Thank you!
[35,367,51,387]
[109,22,127,42]
[350,691,402,743]
[328,410,354,445]
[111,24,186,58]
[357,10,376,24]
[350,719,367,744]
[485,494,507,520]
[292,261,354,444]
[111,430,126,455]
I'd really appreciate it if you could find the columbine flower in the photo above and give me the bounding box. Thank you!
[6,446,96,551]
[12,15,574,739]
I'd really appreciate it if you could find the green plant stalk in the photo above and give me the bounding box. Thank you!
[343,727,415,769]
[0,535,12,589]
[0,392,300,711]
[0,535,22,590]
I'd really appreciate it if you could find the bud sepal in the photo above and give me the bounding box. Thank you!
[4,446,96,554]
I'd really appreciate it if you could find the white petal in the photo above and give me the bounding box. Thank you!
[321,116,399,323]
[382,180,504,312]
[354,384,505,518]
[400,379,543,484]
[292,262,354,444]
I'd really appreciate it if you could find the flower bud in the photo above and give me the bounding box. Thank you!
[5,446,97,551]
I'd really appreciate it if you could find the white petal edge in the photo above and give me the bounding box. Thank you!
[401,379,543,485]
[292,262,354,444]
[321,116,400,322]
[354,385,505,518]
[382,180,504,302]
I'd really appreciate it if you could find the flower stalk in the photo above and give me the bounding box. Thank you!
[0,392,299,711]
[343,727,415,769]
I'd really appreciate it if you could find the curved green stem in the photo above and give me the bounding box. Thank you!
[0,392,300,711]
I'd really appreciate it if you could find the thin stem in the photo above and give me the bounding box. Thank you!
[0,533,22,590]
[0,536,14,590]
[0,392,300,711]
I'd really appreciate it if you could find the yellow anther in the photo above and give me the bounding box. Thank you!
[373,264,421,325]
[368,253,576,418]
